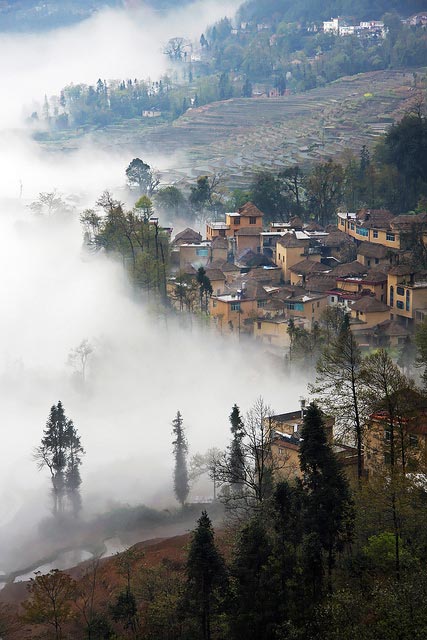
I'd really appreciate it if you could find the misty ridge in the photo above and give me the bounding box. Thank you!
[0,0,305,574]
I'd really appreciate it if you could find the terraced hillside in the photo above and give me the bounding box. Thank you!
[54,69,425,187]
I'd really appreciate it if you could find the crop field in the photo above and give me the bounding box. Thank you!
[45,69,425,188]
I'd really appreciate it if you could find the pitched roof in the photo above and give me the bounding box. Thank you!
[376,319,410,337]
[289,216,304,230]
[235,249,275,268]
[332,261,366,277]
[237,201,264,218]
[357,242,390,259]
[289,259,330,276]
[390,213,427,231]
[277,232,307,248]
[305,273,339,292]
[322,231,353,247]
[305,221,325,232]
[205,268,226,281]
[208,259,239,273]
[356,208,393,229]
[351,296,390,313]
[173,227,202,244]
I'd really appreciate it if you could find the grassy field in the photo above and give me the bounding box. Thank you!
[41,69,425,188]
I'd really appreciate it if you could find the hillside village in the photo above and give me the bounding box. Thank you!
[168,201,427,354]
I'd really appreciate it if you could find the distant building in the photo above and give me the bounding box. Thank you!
[142,109,162,118]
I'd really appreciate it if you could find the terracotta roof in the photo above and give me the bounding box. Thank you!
[173,227,202,244]
[236,226,262,236]
[351,296,389,313]
[289,259,330,276]
[332,261,366,277]
[237,201,264,218]
[277,232,307,248]
[357,242,390,259]
[180,264,197,276]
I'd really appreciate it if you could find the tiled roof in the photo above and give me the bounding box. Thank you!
[351,296,389,313]
[173,227,202,244]
[237,201,264,218]
[356,208,393,229]
[277,233,307,248]
[357,242,390,259]
[332,261,366,277]
[289,259,330,276]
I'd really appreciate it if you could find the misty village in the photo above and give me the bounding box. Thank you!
[1,0,427,638]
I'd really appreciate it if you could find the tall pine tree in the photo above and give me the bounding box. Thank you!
[184,511,228,640]
[172,411,189,507]
[228,404,245,493]
[299,403,353,598]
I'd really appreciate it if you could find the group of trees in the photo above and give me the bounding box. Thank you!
[246,108,427,224]
[81,189,170,300]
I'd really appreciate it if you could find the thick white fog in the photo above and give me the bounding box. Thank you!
[0,0,307,571]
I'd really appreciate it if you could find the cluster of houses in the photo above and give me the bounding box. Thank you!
[323,17,386,38]
[168,202,427,355]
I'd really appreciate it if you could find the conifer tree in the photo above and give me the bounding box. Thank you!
[228,404,245,492]
[35,402,84,517]
[232,517,278,640]
[172,411,189,507]
[299,403,353,597]
[184,511,228,640]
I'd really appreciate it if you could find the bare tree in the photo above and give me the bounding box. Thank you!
[67,339,94,385]
[212,397,283,512]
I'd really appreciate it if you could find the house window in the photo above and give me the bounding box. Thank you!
[396,286,404,296]
[331,296,335,302]
[249,216,257,224]
[375,258,379,264]
[257,322,262,330]
[357,226,369,237]
[213,300,217,307]
[219,229,226,237]
[396,300,404,310]
[196,248,209,257]
[317,301,320,308]
[234,217,240,225]
[406,290,410,312]
[350,223,355,230]
[384,428,391,442]
[367,259,371,267]
[340,218,344,226]
[389,286,394,307]
[373,230,378,238]
[231,302,241,312]
[257,300,266,308]
[386,232,395,242]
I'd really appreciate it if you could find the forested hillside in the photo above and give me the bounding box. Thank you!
[239,0,427,23]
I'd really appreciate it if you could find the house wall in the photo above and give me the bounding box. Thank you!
[350,308,390,328]
[338,216,401,249]
[388,277,427,321]
[254,320,291,348]
[275,244,307,282]
[236,233,261,253]
[210,297,259,333]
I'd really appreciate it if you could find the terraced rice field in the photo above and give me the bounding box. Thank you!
[51,69,425,187]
